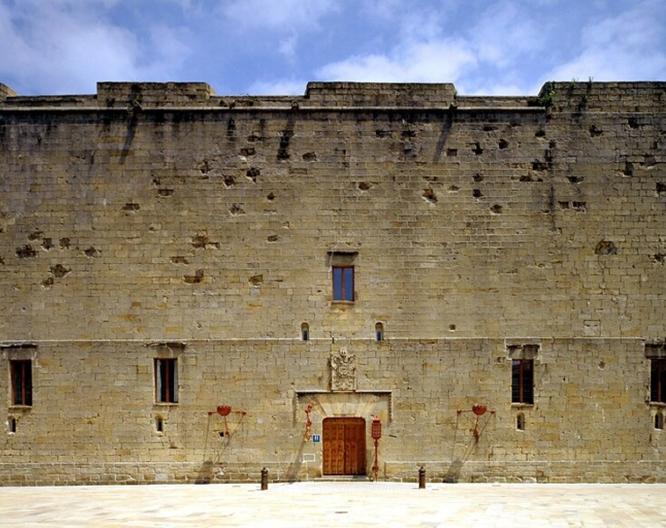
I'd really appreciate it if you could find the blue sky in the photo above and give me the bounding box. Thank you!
[0,0,664,96]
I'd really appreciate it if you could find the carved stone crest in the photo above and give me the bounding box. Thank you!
[330,347,356,391]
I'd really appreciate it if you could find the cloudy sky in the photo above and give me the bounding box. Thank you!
[0,0,664,96]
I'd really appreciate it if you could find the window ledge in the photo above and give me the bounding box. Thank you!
[154,402,179,407]
[511,403,534,409]
[8,405,32,411]
[331,301,355,306]
[648,401,666,408]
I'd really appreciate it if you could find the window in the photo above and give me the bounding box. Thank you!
[10,360,32,406]
[655,412,664,430]
[512,359,533,404]
[651,358,666,403]
[155,358,178,403]
[333,266,354,301]
[301,322,309,341]
[516,413,525,431]
[375,322,384,342]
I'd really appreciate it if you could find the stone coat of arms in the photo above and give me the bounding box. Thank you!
[330,347,356,391]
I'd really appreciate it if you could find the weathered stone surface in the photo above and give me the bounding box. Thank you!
[0,81,664,484]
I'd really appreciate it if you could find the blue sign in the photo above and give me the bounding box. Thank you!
[312,434,321,443]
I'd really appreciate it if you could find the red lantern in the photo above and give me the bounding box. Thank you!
[217,405,232,417]
[472,404,487,416]
[371,417,382,440]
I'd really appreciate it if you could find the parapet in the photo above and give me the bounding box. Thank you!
[0,81,664,111]
[0,83,17,99]
[538,81,666,112]
[97,82,216,108]
[304,82,456,108]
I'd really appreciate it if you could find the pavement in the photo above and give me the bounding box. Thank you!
[0,482,665,527]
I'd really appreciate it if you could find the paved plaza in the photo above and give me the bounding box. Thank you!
[0,482,665,527]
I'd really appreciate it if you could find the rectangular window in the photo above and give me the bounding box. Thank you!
[155,358,178,403]
[10,360,32,406]
[333,266,354,301]
[512,359,533,404]
[651,358,666,403]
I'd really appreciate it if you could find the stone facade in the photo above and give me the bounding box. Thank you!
[0,81,664,485]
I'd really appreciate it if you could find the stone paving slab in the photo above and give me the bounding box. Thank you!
[0,482,665,527]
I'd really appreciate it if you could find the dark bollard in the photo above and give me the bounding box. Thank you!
[418,466,426,489]
[261,467,268,490]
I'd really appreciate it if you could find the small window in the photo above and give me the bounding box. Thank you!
[512,359,533,404]
[8,417,17,434]
[375,322,384,342]
[655,412,664,430]
[155,358,178,403]
[155,416,164,432]
[10,360,32,406]
[651,358,666,403]
[301,322,309,341]
[332,266,354,301]
[516,413,525,430]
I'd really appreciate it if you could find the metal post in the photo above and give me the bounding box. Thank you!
[260,467,268,490]
[418,466,426,489]
[372,438,379,481]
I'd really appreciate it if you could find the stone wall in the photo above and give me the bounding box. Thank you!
[0,81,664,484]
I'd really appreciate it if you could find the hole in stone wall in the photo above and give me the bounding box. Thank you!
[589,125,603,137]
[490,204,503,214]
[657,182,666,195]
[516,413,525,431]
[595,240,617,256]
[622,161,634,177]
[375,322,384,342]
[473,173,483,182]
[8,417,16,434]
[246,167,260,182]
[472,189,483,199]
[266,192,275,201]
[422,188,437,204]
[358,182,371,191]
[498,139,509,149]
[301,322,309,341]
[302,152,317,161]
[656,412,664,430]
[122,203,140,211]
[535,129,546,138]
[183,269,204,284]
[446,148,457,157]
[16,245,37,258]
[156,416,164,432]
[472,142,483,155]
[240,147,255,157]
[449,324,456,332]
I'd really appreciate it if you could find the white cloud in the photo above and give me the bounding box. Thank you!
[0,0,190,94]
[248,79,307,95]
[542,0,666,82]
[220,0,337,31]
[317,38,477,83]
[472,2,544,67]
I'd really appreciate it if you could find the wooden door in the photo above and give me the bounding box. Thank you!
[323,417,366,475]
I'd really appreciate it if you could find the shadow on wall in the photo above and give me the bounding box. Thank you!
[444,411,495,483]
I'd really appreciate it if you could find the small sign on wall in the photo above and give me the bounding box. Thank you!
[312,434,321,443]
